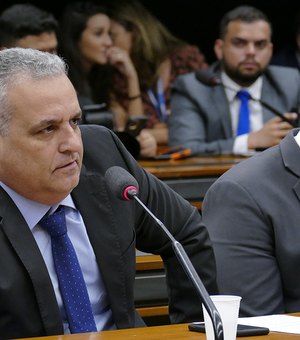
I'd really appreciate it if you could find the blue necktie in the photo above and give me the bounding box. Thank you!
[39,206,97,333]
[236,90,251,135]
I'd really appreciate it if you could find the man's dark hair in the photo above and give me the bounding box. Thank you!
[219,5,272,39]
[0,4,58,47]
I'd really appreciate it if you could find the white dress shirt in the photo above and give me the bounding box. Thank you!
[294,129,300,146]
[221,72,264,154]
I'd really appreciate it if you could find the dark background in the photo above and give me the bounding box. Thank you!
[1,0,299,63]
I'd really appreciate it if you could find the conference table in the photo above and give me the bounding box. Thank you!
[21,316,300,339]
[138,154,249,208]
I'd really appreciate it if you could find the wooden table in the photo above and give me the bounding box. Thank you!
[20,318,300,339]
[139,155,248,207]
[136,255,164,271]
[135,254,169,325]
[139,154,247,178]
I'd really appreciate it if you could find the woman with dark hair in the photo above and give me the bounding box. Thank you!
[58,1,157,158]
[108,0,209,145]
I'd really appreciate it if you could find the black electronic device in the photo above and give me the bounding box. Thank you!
[188,322,269,337]
[125,116,148,137]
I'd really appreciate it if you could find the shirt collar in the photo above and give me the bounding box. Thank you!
[294,130,300,147]
[221,71,263,103]
[0,182,75,230]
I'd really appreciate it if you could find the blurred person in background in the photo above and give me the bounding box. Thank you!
[169,5,299,155]
[0,3,58,54]
[108,0,209,145]
[58,1,156,159]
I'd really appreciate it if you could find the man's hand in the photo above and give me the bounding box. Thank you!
[248,112,298,149]
[137,129,157,158]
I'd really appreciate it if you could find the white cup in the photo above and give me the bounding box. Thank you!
[202,295,241,340]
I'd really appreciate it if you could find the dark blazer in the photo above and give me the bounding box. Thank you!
[0,125,218,339]
[169,63,300,155]
[202,128,300,316]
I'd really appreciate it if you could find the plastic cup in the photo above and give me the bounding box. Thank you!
[202,295,241,340]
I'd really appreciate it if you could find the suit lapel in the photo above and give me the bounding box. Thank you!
[261,74,286,123]
[280,129,300,202]
[208,64,233,138]
[0,188,62,334]
[212,85,233,138]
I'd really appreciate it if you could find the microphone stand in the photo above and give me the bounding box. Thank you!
[131,193,224,340]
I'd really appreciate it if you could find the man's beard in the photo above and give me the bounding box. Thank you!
[222,61,264,87]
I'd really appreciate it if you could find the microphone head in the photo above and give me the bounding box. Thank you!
[195,69,221,86]
[105,166,139,201]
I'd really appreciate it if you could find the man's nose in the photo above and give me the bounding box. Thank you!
[59,125,82,153]
[245,43,256,54]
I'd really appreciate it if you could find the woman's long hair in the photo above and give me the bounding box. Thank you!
[58,1,113,104]
[108,0,185,89]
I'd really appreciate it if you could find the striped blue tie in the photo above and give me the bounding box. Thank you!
[39,206,97,333]
[236,90,251,135]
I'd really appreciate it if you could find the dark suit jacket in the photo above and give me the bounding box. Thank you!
[0,125,218,339]
[202,128,300,316]
[169,63,300,155]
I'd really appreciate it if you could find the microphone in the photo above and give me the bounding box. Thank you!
[105,165,139,201]
[195,69,222,87]
[195,69,298,128]
[105,166,224,340]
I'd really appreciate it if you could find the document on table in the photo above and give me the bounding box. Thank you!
[238,315,300,334]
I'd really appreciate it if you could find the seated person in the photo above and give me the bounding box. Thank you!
[58,1,157,159]
[202,127,300,316]
[0,47,218,339]
[0,3,58,54]
[169,5,299,156]
[108,0,209,145]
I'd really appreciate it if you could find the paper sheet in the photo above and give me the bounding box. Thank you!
[238,315,300,334]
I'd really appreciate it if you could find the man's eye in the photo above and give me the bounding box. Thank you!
[43,125,55,133]
[233,40,246,48]
[255,41,268,49]
[71,118,81,127]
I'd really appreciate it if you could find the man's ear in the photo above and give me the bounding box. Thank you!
[214,39,224,60]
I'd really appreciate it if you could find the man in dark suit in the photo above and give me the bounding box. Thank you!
[202,128,300,316]
[169,5,299,155]
[0,47,217,339]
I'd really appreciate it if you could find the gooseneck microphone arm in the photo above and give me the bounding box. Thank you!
[255,97,297,127]
[105,166,224,340]
[132,194,224,340]
[195,70,298,128]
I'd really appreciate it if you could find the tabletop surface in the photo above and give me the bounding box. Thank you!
[139,154,249,178]
[19,316,300,340]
